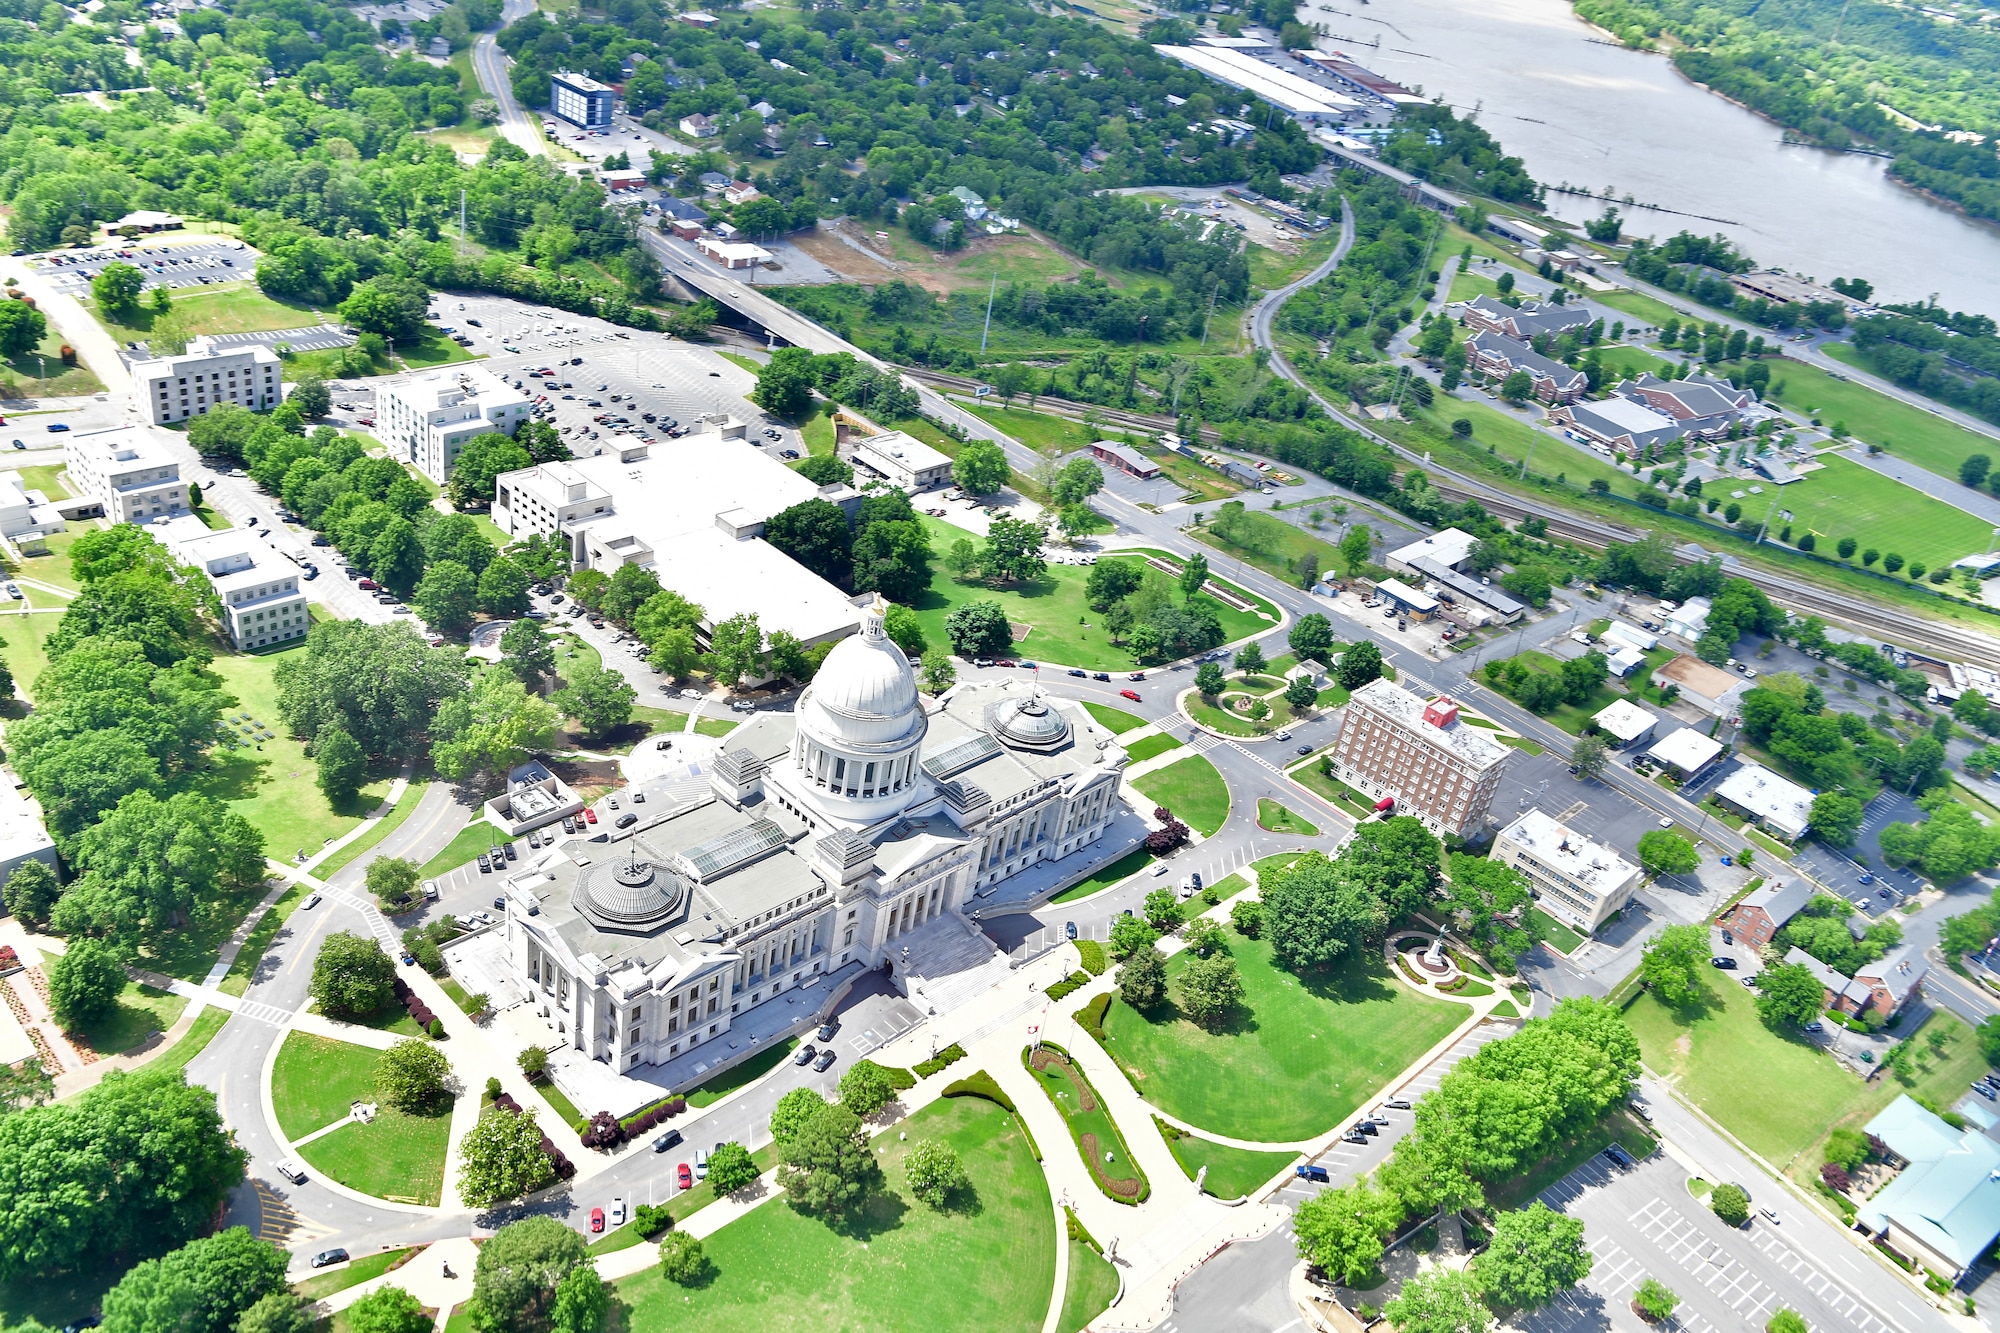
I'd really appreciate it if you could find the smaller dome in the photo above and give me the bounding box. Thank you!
[986,694,1072,752]
[574,860,688,930]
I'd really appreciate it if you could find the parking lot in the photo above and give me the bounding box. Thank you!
[23,237,256,296]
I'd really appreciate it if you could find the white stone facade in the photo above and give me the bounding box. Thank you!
[379,368,531,485]
[132,335,281,426]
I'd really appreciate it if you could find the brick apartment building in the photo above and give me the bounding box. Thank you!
[1717,878,1812,949]
[1328,680,1511,840]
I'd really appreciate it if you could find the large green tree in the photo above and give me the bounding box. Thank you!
[1755,962,1826,1028]
[50,790,266,945]
[277,621,471,759]
[309,931,397,1020]
[99,1227,289,1333]
[952,440,1010,495]
[1470,1203,1592,1311]
[467,1216,588,1333]
[1259,851,1388,971]
[459,1112,557,1212]
[46,936,126,1030]
[1640,923,1710,1006]
[431,671,560,782]
[553,665,635,739]
[450,434,533,508]
[751,346,819,420]
[1292,1177,1402,1286]
[413,559,480,636]
[777,1101,879,1220]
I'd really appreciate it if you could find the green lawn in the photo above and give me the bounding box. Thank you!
[272,1031,383,1138]
[84,282,321,344]
[1790,347,2000,482]
[0,611,56,703]
[1134,755,1230,836]
[68,980,187,1057]
[1446,269,1503,305]
[1097,937,1465,1141]
[314,779,429,878]
[963,401,1095,456]
[1186,693,1274,738]
[1255,798,1319,837]
[147,1005,228,1080]
[293,1248,420,1300]
[298,1107,452,1207]
[693,716,739,738]
[1125,733,1182,764]
[616,1096,1054,1333]
[1531,907,1585,955]
[1057,1238,1120,1333]
[1050,846,1156,904]
[1768,452,1991,571]
[1082,702,1147,734]
[416,820,503,879]
[1026,1045,1148,1201]
[1401,399,1629,496]
[1625,973,1988,1171]
[908,520,1269,670]
[685,1037,799,1109]
[194,649,395,861]
[1592,287,1685,331]
[4,325,105,396]
[1289,760,1378,820]
[1190,517,1346,592]
[1162,1126,1298,1198]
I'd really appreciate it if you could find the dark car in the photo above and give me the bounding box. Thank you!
[616,812,638,829]
[653,1128,683,1152]
[1357,1120,1378,1136]
[1297,745,1313,755]
[1296,1164,1330,1183]
[477,855,492,873]
[493,896,505,910]
[794,1043,817,1066]
[817,1019,839,1041]
[1710,956,1738,970]
[310,1248,350,1269]
[813,1048,838,1072]
[1067,668,1086,677]
[503,842,517,861]
[1093,672,1111,682]
[1065,921,1078,940]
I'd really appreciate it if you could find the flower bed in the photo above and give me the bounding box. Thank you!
[1023,1042,1148,1204]
[0,944,20,975]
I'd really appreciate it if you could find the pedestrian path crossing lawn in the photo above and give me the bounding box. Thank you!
[1159,1123,1298,1199]
[273,1031,452,1208]
[618,1095,1054,1333]
[1097,937,1464,1142]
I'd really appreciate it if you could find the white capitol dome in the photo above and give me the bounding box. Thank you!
[801,602,921,745]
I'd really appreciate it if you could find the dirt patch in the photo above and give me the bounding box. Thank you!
[1674,1034,1692,1057]
[790,228,901,285]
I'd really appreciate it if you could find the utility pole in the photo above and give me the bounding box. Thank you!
[1201,280,1220,347]
[460,188,467,242]
[1754,491,1780,546]
[980,272,996,355]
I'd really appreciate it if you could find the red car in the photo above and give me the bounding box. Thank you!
[358,578,377,590]
[1121,689,1142,702]
[584,808,598,824]
[589,1207,604,1233]
[677,1162,693,1190]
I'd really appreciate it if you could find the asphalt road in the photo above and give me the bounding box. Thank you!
[471,0,543,159]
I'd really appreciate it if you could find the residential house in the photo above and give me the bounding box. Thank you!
[722,181,762,205]
[680,113,718,139]
[1464,330,1587,404]
[1663,597,1712,641]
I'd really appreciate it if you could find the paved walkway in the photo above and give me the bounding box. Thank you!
[300,766,415,877]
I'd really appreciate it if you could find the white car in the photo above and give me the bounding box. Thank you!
[679,688,704,700]
[302,892,321,910]
[275,1159,307,1184]
[610,1197,627,1226]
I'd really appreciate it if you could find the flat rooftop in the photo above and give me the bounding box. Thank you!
[1348,678,1510,772]
[1498,808,1638,896]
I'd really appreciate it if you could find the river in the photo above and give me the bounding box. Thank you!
[1323,0,2000,318]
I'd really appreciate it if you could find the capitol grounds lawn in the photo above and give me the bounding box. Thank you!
[1133,755,1231,837]
[67,980,188,1058]
[1058,1236,1120,1333]
[220,880,310,997]
[1623,968,1988,1186]
[685,1036,800,1109]
[1530,907,1585,956]
[906,516,1273,672]
[417,819,507,879]
[271,1031,451,1207]
[1255,798,1318,837]
[1050,846,1156,904]
[294,1247,422,1301]
[1082,702,1147,734]
[313,777,430,879]
[1287,759,1378,821]
[615,1095,1055,1333]
[1096,935,1466,1142]
[1123,732,1182,764]
[1160,1123,1299,1199]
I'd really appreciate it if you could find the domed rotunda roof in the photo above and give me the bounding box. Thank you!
[797,596,925,749]
[985,692,1072,752]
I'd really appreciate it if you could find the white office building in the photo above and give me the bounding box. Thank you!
[379,368,532,486]
[0,470,65,553]
[850,430,953,492]
[0,768,54,892]
[158,515,309,650]
[493,425,864,650]
[1492,808,1642,934]
[64,428,189,525]
[497,597,1130,1078]
[131,335,282,426]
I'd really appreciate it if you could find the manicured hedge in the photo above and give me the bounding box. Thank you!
[1046,969,1090,1002]
[1075,939,1108,976]
[914,1043,968,1079]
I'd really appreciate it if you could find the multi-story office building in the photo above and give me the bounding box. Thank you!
[1326,680,1510,840]
[1491,809,1642,935]
[379,368,531,486]
[64,429,189,525]
[159,515,309,651]
[131,335,282,425]
[550,70,615,129]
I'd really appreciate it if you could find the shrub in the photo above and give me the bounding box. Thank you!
[941,1069,1015,1112]
[1045,970,1090,1002]
[657,1231,705,1286]
[632,1202,671,1238]
[912,1043,968,1079]
[427,1017,445,1039]
[1820,1161,1851,1193]
[1633,1278,1679,1323]
[518,1046,548,1081]
[1075,938,1107,976]
[1075,992,1112,1040]
[1710,1182,1750,1227]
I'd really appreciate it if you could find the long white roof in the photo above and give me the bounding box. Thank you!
[1153,45,1361,118]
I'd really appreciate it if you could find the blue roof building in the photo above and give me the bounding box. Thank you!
[1858,1094,2000,1281]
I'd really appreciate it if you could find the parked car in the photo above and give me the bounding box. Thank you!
[589,1208,604,1233]
[1296,1163,1331,1183]
[1382,1097,1411,1110]
[654,1129,683,1152]
[1341,1129,1367,1145]
[813,1048,838,1071]
[677,1162,693,1189]
[616,812,638,829]
[694,1149,709,1180]
[1710,956,1738,970]
[275,1159,307,1184]
[610,1198,626,1226]
[794,1044,818,1066]
[817,1019,839,1041]
[1065,921,1078,940]
[310,1248,349,1269]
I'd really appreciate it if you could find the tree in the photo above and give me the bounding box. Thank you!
[1640,923,1709,1006]
[1499,370,1534,404]
[0,1069,245,1282]
[1108,914,1159,960]
[1636,829,1698,877]
[347,1287,430,1333]
[1570,734,1608,781]
[413,560,479,636]
[236,1292,313,1333]
[1289,612,1335,664]
[1755,962,1824,1028]
[46,936,126,1031]
[2,860,59,927]
[459,1109,557,1211]
[0,299,47,358]
[1338,526,1373,575]
[1177,952,1243,1028]
[981,517,1046,583]
[1767,1311,1810,1333]
[1385,1268,1492,1333]
[1195,662,1226,697]
[945,600,1012,657]
[500,620,557,687]
[1117,945,1167,1008]
[1051,458,1104,506]
[1177,553,1210,602]
[1633,1278,1679,1323]
[431,672,559,783]
[601,565,663,627]
[467,1216,586,1332]
[50,789,265,942]
[852,519,932,603]
[656,1231,706,1286]
[100,1227,289,1333]
[1471,1203,1591,1311]
[1293,1178,1403,1287]
[478,557,532,616]
[1275,675,1314,715]
[778,1100,879,1219]
[91,261,148,318]
[706,1141,759,1196]
[1086,560,1143,611]
[706,613,766,689]
[770,1087,829,1147]
[1338,640,1383,690]
[1236,641,1267,675]
[315,723,366,805]
[367,856,421,912]
[309,931,397,1020]
[953,440,1010,495]
[1709,1182,1749,1227]
[449,434,533,508]
[277,621,471,761]
[838,1059,901,1118]
[1808,791,1864,848]
[752,346,819,420]
[423,515,498,576]
[1261,852,1387,971]
[288,374,331,420]
[1143,886,1181,932]
[1963,454,1992,488]
[763,498,853,587]
[337,275,430,342]
[921,650,956,694]
[553,666,635,740]
[905,1138,969,1208]
[376,1038,452,1115]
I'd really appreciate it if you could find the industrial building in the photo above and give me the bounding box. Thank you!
[1153,43,1362,122]
[850,430,953,492]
